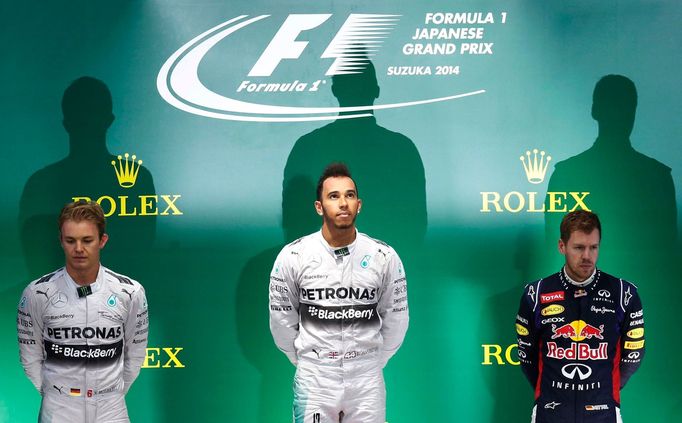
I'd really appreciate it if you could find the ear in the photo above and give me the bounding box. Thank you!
[357,199,362,214]
[558,239,566,255]
[314,201,323,216]
[99,233,109,249]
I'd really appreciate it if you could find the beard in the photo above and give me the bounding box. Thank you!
[322,208,357,230]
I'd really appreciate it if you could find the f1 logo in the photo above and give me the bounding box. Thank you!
[249,14,399,77]
[312,412,321,423]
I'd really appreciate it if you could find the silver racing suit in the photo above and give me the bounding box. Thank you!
[269,230,409,423]
[17,265,149,422]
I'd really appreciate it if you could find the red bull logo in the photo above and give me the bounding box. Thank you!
[546,342,608,360]
[551,320,603,341]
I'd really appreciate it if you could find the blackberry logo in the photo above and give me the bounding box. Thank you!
[306,305,374,320]
[46,340,122,362]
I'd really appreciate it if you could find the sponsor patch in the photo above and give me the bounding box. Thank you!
[624,340,644,350]
[516,323,529,336]
[627,328,644,339]
[541,304,564,316]
[585,404,609,411]
[546,342,608,360]
[301,303,378,327]
[540,291,565,304]
[516,314,529,325]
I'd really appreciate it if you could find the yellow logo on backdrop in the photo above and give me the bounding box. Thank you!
[72,153,183,217]
[479,148,591,213]
[142,347,185,368]
[111,153,142,188]
[481,344,519,365]
[520,149,551,184]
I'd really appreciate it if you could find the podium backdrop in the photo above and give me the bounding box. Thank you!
[2,1,680,421]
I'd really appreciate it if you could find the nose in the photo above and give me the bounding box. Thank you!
[338,196,348,208]
[75,241,84,252]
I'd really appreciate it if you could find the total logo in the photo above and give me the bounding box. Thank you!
[540,291,564,304]
[480,149,590,214]
[551,320,604,341]
[157,14,487,122]
[73,153,183,217]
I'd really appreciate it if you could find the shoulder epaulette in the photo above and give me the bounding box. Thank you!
[106,270,133,285]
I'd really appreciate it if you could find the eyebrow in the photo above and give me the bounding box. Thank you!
[327,189,356,196]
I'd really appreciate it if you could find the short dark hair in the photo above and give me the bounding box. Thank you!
[316,163,356,200]
[560,210,601,243]
[58,200,107,239]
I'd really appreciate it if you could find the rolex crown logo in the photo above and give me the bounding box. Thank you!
[520,149,551,184]
[111,153,142,188]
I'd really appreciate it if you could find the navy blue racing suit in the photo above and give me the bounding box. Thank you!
[516,269,644,422]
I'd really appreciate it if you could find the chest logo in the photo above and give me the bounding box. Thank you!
[551,320,604,341]
[541,304,564,316]
[540,291,565,304]
[51,292,68,309]
[107,294,118,308]
[360,255,371,269]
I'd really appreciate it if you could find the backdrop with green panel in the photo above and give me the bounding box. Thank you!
[1,1,680,421]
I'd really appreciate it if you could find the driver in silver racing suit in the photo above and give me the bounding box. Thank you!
[18,266,148,422]
[270,163,409,423]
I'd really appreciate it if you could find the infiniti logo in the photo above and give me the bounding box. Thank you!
[627,352,640,359]
[597,290,610,298]
[561,363,592,380]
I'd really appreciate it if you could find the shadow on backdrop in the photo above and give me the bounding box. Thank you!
[17,77,160,419]
[236,58,427,422]
[282,58,427,252]
[543,74,677,277]
[19,76,156,279]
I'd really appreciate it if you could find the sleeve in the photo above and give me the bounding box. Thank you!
[268,248,300,366]
[17,286,44,393]
[619,282,644,389]
[123,286,148,393]
[516,283,540,389]
[377,251,409,367]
